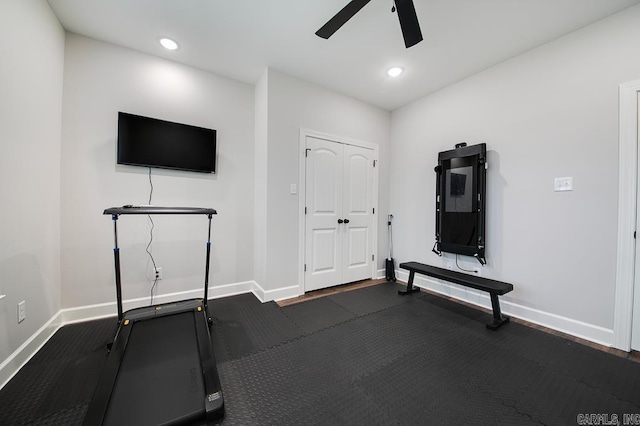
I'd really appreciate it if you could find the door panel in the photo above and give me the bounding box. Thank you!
[313,148,341,213]
[311,229,338,272]
[346,226,368,265]
[305,137,343,291]
[346,152,369,214]
[342,144,374,283]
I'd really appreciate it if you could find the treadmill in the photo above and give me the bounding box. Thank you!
[83,206,224,426]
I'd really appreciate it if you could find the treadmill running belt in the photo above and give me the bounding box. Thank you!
[103,312,205,426]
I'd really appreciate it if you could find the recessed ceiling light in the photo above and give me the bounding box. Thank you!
[159,38,179,51]
[387,67,403,77]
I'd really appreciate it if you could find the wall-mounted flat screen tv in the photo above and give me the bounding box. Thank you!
[117,112,216,173]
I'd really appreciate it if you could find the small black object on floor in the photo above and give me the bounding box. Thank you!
[1,282,639,425]
[385,214,396,282]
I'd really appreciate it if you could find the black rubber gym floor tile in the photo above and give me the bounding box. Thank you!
[222,323,402,425]
[272,382,398,426]
[213,362,260,426]
[28,317,117,365]
[514,365,640,425]
[281,296,356,334]
[486,320,640,405]
[208,293,302,361]
[0,319,114,426]
[209,316,232,363]
[218,301,480,424]
[531,338,640,404]
[22,404,88,426]
[327,281,410,316]
[352,344,541,426]
[416,289,489,324]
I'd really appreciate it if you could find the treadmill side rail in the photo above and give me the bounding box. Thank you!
[82,318,134,426]
[194,304,225,419]
[205,391,224,419]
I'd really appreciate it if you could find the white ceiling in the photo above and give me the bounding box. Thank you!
[46,0,640,111]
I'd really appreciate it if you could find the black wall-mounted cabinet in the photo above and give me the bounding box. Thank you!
[434,143,487,265]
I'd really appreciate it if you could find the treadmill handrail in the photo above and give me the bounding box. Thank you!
[104,205,216,322]
[104,206,217,215]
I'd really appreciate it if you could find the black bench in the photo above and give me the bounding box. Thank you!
[398,261,513,330]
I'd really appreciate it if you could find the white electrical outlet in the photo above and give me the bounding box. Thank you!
[155,267,163,280]
[18,300,26,323]
[554,177,573,192]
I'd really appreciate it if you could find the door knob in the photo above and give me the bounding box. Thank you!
[344,219,350,224]
[338,219,344,224]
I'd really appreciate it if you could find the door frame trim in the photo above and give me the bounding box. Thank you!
[298,128,379,296]
[614,79,640,351]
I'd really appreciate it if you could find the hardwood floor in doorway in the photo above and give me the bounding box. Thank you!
[276,278,387,307]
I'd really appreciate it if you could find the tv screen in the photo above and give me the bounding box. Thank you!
[117,112,216,173]
[448,170,468,198]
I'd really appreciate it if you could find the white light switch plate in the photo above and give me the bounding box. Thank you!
[554,177,573,192]
[18,300,26,323]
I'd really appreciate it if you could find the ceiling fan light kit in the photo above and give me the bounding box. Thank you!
[316,0,423,49]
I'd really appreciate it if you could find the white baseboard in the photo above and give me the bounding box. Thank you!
[503,298,613,346]
[252,281,300,303]
[210,280,254,299]
[61,281,258,324]
[396,270,614,347]
[0,311,63,390]
[254,269,389,303]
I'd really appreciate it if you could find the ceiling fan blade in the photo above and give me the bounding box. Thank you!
[394,0,423,48]
[316,0,372,39]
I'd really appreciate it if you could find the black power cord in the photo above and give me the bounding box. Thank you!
[455,254,478,273]
[146,167,159,304]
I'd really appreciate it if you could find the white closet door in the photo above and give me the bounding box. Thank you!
[304,137,374,292]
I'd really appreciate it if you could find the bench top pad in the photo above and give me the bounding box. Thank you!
[399,261,513,295]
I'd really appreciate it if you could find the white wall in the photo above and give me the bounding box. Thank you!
[0,0,64,362]
[254,70,269,289]
[60,34,255,310]
[259,69,391,294]
[390,4,640,342]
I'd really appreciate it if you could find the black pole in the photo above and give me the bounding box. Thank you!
[112,215,123,322]
[204,214,212,321]
[434,164,442,254]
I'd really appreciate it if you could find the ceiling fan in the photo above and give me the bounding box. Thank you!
[316,0,423,48]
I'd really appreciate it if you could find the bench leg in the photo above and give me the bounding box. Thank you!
[398,271,421,295]
[486,293,510,330]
